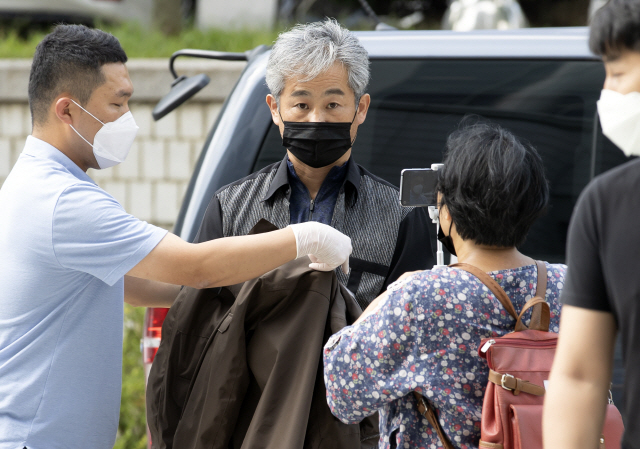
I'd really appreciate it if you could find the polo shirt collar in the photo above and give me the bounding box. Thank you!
[261,156,361,205]
[22,135,95,185]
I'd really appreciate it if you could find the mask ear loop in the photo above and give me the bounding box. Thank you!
[70,99,106,126]
[68,99,106,149]
[70,124,94,148]
[438,206,454,238]
[349,106,359,147]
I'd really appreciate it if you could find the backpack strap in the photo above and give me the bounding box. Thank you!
[450,263,518,320]
[535,260,548,299]
[515,297,550,332]
[412,261,550,447]
[412,391,456,449]
[411,264,515,449]
[515,261,550,332]
[452,261,550,331]
[487,369,545,396]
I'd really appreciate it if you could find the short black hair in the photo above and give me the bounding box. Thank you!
[436,119,549,248]
[28,24,127,126]
[589,0,640,58]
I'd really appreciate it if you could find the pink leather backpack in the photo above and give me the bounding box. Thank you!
[413,261,624,449]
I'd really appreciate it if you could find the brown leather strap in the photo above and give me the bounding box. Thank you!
[528,261,548,330]
[515,297,551,332]
[479,441,504,449]
[488,369,546,396]
[452,261,550,331]
[413,392,455,449]
[416,261,549,445]
[516,261,549,331]
[450,263,518,320]
[535,260,547,300]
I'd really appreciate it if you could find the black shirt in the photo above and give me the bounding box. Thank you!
[562,158,640,446]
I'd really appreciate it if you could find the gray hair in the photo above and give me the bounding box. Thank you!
[266,18,370,105]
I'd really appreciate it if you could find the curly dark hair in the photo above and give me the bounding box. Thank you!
[436,119,549,248]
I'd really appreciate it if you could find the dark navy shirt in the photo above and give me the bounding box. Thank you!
[287,158,349,225]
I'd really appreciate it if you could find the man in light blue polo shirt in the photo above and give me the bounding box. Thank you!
[0,25,352,449]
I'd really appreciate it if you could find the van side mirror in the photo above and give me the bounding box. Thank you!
[152,73,210,121]
[152,48,250,121]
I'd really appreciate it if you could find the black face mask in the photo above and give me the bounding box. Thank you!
[437,221,457,257]
[280,110,357,168]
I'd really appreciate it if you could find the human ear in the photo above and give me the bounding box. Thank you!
[439,203,452,225]
[266,94,280,126]
[54,97,74,125]
[356,93,371,125]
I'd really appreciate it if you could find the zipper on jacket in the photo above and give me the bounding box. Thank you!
[308,199,315,221]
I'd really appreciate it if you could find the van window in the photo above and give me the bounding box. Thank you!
[253,59,606,263]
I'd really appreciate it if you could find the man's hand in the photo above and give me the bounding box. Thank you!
[289,222,352,273]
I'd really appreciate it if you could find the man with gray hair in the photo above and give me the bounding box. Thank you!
[196,18,433,307]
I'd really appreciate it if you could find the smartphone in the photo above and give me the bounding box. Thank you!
[399,168,438,207]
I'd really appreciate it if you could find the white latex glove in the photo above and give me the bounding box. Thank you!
[288,222,352,274]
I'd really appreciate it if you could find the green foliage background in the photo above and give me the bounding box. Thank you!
[116,305,150,449]
[0,22,280,58]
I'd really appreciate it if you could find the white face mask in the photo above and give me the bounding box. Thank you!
[597,89,640,157]
[69,99,139,169]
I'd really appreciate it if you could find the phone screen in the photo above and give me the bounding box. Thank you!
[399,168,438,207]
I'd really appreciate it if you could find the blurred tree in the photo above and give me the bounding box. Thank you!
[154,0,183,36]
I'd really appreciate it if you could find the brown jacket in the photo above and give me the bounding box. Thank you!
[146,220,379,449]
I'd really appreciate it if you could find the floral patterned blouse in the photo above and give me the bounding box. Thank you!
[323,262,566,449]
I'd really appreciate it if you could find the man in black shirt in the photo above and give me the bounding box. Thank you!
[543,1,640,446]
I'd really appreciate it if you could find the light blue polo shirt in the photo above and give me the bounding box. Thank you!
[0,136,167,449]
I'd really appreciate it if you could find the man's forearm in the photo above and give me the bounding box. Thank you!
[190,228,298,288]
[128,228,298,289]
[543,374,610,449]
[129,222,350,289]
[123,228,296,305]
[542,306,617,449]
[124,275,181,307]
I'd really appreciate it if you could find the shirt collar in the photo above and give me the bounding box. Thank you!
[22,135,96,185]
[262,156,361,205]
